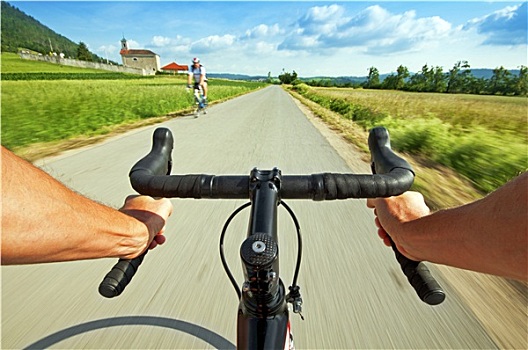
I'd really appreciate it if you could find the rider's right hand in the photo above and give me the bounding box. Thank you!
[366,192,430,261]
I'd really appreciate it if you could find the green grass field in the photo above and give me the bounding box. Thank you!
[1,53,266,151]
[292,84,527,193]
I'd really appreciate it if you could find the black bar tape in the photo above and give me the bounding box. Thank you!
[130,174,250,199]
[130,173,208,198]
[321,170,414,200]
[99,251,147,298]
[391,241,445,305]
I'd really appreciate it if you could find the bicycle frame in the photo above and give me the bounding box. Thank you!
[191,84,206,117]
[194,86,203,102]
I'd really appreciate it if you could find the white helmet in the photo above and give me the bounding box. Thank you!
[192,57,200,64]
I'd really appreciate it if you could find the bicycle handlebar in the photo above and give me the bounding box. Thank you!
[128,127,415,200]
[99,126,445,305]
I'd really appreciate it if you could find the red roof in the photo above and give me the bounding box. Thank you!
[161,62,189,71]
[120,49,158,56]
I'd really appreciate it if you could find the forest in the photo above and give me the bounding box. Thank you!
[1,2,110,63]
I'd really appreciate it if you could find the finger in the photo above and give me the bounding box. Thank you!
[382,235,392,247]
[148,240,158,250]
[154,235,166,245]
[374,217,382,229]
[124,194,139,204]
[148,233,167,249]
[377,228,387,240]
[366,198,375,208]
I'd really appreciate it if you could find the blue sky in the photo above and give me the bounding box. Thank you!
[9,1,528,76]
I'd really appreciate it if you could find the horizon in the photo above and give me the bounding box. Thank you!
[8,1,528,77]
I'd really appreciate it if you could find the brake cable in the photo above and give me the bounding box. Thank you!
[219,202,250,298]
[219,200,303,317]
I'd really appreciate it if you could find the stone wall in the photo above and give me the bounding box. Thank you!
[19,52,146,75]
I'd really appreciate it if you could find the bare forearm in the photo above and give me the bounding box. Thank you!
[1,147,149,264]
[406,172,527,280]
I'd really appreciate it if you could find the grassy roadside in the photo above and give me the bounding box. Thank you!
[286,87,483,209]
[2,86,265,162]
[292,84,527,195]
[2,78,265,158]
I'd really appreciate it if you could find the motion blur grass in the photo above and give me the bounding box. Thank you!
[292,84,527,193]
[1,53,266,152]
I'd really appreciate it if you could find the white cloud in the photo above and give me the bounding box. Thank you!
[151,36,173,47]
[298,4,349,36]
[191,34,237,54]
[145,3,524,76]
[251,41,277,55]
[96,44,118,57]
[278,4,452,56]
[124,39,141,49]
[464,2,527,46]
[245,24,281,39]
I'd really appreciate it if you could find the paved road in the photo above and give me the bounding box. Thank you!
[2,86,496,349]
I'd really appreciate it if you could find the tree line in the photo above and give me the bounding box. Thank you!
[285,60,527,96]
[365,61,527,96]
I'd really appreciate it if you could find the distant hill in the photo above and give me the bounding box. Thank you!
[470,68,521,79]
[1,1,104,61]
[302,76,367,84]
[210,69,522,84]
[297,69,521,86]
[208,73,269,81]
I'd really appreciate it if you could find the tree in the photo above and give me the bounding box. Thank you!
[380,65,409,90]
[432,66,447,93]
[395,65,410,90]
[408,64,429,92]
[407,64,446,92]
[77,42,93,61]
[278,69,297,84]
[447,61,472,93]
[381,74,398,90]
[512,65,528,96]
[487,66,513,95]
[365,66,380,88]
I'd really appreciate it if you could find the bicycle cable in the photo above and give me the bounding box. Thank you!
[220,202,250,299]
[219,201,303,302]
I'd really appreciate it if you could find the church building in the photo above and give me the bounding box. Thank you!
[119,38,160,75]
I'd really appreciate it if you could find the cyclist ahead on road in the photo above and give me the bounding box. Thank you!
[187,57,208,103]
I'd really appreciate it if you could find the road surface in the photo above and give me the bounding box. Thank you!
[2,86,497,349]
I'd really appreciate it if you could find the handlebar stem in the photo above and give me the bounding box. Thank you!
[239,168,287,317]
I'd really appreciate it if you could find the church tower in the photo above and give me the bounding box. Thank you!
[121,37,128,51]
